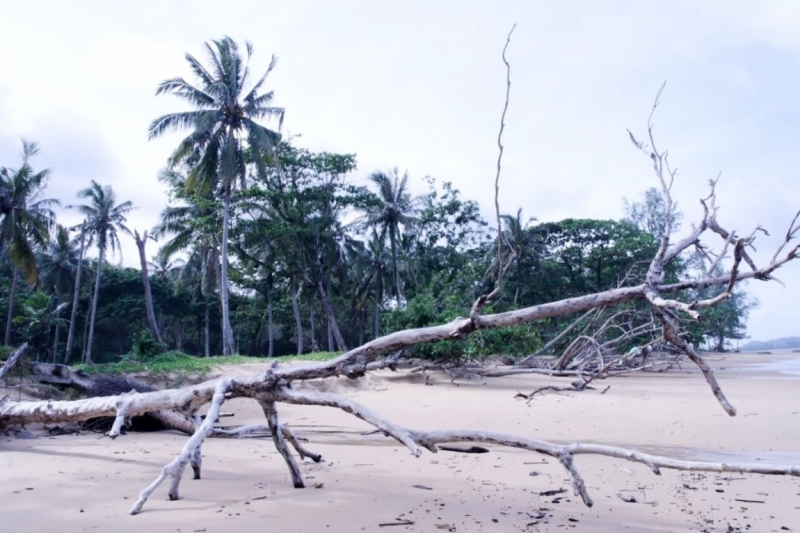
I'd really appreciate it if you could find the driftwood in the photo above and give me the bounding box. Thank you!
[14,365,194,435]
[0,343,27,381]
[28,361,94,391]
[1,68,800,518]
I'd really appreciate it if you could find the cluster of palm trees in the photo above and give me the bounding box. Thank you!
[0,141,134,362]
[0,37,425,362]
[1,36,751,363]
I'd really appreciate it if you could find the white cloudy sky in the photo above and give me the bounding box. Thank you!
[1,1,798,342]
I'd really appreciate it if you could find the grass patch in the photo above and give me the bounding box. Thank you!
[75,350,343,385]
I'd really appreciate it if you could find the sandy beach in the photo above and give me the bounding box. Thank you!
[2,353,799,532]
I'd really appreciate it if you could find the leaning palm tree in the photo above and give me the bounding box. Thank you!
[148,36,284,356]
[70,181,133,363]
[365,168,417,305]
[0,140,58,345]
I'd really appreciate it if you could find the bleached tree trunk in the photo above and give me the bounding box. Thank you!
[65,223,86,364]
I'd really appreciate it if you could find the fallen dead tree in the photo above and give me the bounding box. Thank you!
[1,172,798,513]
[2,58,800,518]
[81,375,195,435]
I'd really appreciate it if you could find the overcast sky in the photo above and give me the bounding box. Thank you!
[1,1,798,342]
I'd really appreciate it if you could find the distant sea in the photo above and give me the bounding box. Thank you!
[750,357,800,377]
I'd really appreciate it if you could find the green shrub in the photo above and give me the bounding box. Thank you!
[131,330,162,359]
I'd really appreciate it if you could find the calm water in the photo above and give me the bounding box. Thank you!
[744,357,800,377]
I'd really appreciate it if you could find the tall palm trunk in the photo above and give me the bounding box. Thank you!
[65,224,86,363]
[326,275,334,352]
[327,315,334,352]
[359,309,365,346]
[374,299,380,339]
[309,296,318,352]
[291,280,303,355]
[373,272,382,339]
[4,269,19,345]
[85,246,105,364]
[390,228,402,305]
[316,280,347,352]
[267,292,274,358]
[135,230,164,347]
[52,296,61,363]
[204,299,211,357]
[219,191,236,355]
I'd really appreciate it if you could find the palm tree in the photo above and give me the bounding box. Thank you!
[496,209,545,305]
[134,229,165,348]
[64,223,87,363]
[148,250,185,282]
[149,36,284,355]
[0,140,58,345]
[70,181,133,363]
[38,225,82,361]
[351,227,391,340]
[154,188,220,357]
[365,168,417,305]
[14,291,68,361]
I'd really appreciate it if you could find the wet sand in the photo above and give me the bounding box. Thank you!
[2,353,799,532]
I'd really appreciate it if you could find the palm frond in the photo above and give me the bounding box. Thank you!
[184,52,216,89]
[148,111,208,140]
[155,78,216,108]
[243,54,278,104]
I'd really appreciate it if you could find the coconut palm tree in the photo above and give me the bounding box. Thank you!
[14,291,68,361]
[351,227,391,340]
[0,140,58,344]
[70,181,133,363]
[154,186,220,357]
[148,36,284,355]
[496,209,545,305]
[365,168,417,305]
[38,225,82,361]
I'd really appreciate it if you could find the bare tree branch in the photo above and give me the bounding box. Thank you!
[474,22,516,319]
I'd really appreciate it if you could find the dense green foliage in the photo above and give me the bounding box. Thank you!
[0,39,756,364]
